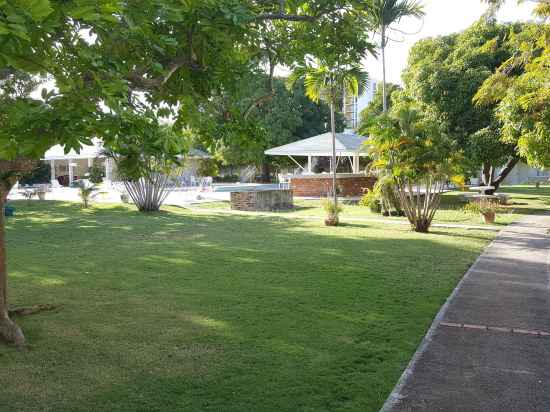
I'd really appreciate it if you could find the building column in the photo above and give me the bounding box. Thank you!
[68,160,74,185]
[307,156,312,174]
[353,155,360,174]
[50,160,59,187]
[88,158,93,168]
[104,158,112,187]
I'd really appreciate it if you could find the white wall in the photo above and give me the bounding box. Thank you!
[500,162,550,185]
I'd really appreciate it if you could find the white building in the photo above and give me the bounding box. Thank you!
[43,139,210,187]
[43,138,113,187]
[500,162,550,185]
[343,79,378,129]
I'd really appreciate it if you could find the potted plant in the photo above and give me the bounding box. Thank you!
[465,197,499,224]
[321,198,343,226]
[4,204,15,217]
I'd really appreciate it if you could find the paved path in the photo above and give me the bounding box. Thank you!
[382,213,550,412]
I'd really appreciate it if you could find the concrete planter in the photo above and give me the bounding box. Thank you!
[324,214,339,226]
[481,211,496,224]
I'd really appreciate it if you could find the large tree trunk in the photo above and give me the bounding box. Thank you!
[482,157,520,194]
[0,180,25,347]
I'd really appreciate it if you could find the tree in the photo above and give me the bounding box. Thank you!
[0,0,375,346]
[366,104,462,232]
[358,82,402,127]
[107,122,188,212]
[193,76,346,181]
[288,62,368,219]
[359,0,424,112]
[402,19,526,192]
[475,3,550,169]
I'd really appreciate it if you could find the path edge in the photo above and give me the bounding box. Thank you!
[379,226,504,411]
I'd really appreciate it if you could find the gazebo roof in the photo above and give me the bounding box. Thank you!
[264,132,368,157]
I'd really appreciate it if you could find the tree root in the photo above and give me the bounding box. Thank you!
[0,315,25,348]
[8,304,62,317]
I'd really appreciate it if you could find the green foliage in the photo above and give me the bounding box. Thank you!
[320,197,343,216]
[475,21,550,168]
[18,161,50,185]
[287,62,369,106]
[402,19,523,172]
[359,189,382,213]
[77,182,97,209]
[367,105,462,182]
[464,198,500,215]
[197,159,219,178]
[358,82,401,130]
[87,161,104,184]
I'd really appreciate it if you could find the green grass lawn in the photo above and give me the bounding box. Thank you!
[1,201,495,411]
[0,187,546,411]
[196,185,550,227]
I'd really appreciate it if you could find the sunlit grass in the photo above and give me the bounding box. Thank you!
[193,185,549,227]
[0,199,514,411]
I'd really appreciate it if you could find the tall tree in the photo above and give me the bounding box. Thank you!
[288,62,368,216]
[358,82,402,127]
[359,0,424,111]
[475,1,550,169]
[401,19,527,192]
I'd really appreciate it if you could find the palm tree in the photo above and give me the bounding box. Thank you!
[362,0,424,112]
[287,63,368,221]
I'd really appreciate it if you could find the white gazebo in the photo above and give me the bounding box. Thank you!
[264,131,368,174]
[43,138,114,187]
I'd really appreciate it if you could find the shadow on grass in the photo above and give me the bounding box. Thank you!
[1,200,499,412]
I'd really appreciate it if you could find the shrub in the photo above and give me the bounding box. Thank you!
[87,161,104,184]
[19,161,51,185]
[77,182,97,208]
[464,198,500,215]
[359,190,382,213]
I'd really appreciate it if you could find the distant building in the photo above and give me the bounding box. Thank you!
[343,79,378,130]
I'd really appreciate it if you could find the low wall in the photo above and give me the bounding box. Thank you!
[291,174,377,197]
[230,189,293,211]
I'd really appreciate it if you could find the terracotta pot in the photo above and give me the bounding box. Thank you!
[481,211,495,224]
[324,215,339,226]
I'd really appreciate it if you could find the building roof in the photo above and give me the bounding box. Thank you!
[43,139,104,161]
[44,139,211,161]
[264,132,368,157]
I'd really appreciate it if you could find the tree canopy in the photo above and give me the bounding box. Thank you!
[400,19,526,187]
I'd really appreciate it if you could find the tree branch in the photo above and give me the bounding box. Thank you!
[243,52,276,119]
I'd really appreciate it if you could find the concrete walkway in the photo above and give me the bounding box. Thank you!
[382,213,550,412]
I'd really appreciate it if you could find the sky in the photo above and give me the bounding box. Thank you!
[365,0,536,85]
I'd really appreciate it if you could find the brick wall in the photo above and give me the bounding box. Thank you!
[291,175,377,197]
[230,189,293,211]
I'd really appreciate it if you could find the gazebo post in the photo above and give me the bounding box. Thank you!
[68,160,74,185]
[104,158,112,187]
[353,155,360,173]
[50,160,58,187]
